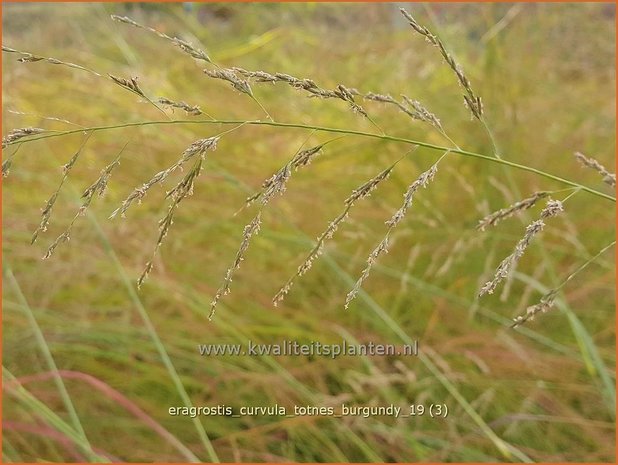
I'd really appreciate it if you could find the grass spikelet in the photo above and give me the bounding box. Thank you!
[204,68,272,119]
[232,68,279,83]
[245,144,324,207]
[111,137,218,219]
[157,98,203,116]
[110,15,212,64]
[476,191,549,231]
[364,93,449,141]
[32,133,92,244]
[43,148,124,260]
[399,8,483,120]
[273,164,395,306]
[479,220,545,296]
[233,67,377,124]
[2,159,12,178]
[259,164,292,204]
[109,74,146,98]
[345,236,390,309]
[109,74,168,116]
[204,69,253,96]
[209,212,261,320]
[333,84,368,117]
[234,67,333,98]
[386,162,439,227]
[345,156,440,308]
[138,156,206,288]
[511,290,557,328]
[226,139,328,309]
[364,92,397,104]
[2,45,101,76]
[574,151,616,187]
[511,239,615,327]
[290,144,324,170]
[400,96,444,132]
[479,199,564,296]
[345,165,394,206]
[2,127,45,148]
[540,198,564,218]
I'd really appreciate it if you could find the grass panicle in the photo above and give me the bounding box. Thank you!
[2,45,101,76]
[157,97,203,116]
[344,165,395,206]
[399,8,483,120]
[43,151,123,260]
[574,151,616,187]
[245,144,324,207]
[138,155,206,288]
[233,67,375,121]
[512,239,616,327]
[345,236,390,309]
[234,67,340,98]
[209,212,262,320]
[2,127,45,148]
[511,290,557,328]
[109,74,146,98]
[204,69,253,96]
[4,9,612,332]
[203,68,272,119]
[400,96,444,132]
[477,191,549,231]
[386,162,439,228]
[213,141,327,318]
[32,133,93,244]
[111,15,212,64]
[345,157,440,308]
[479,198,564,297]
[273,164,395,306]
[290,144,324,170]
[110,137,219,219]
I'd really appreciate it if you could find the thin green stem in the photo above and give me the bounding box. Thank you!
[248,94,273,121]
[555,240,616,292]
[70,186,220,463]
[9,118,615,202]
[3,368,108,462]
[3,265,92,452]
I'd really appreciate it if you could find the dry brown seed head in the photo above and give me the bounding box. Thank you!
[291,145,324,170]
[109,74,145,97]
[511,290,558,328]
[540,199,564,218]
[364,92,396,104]
[574,151,616,187]
[2,127,45,148]
[158,97,202,116]
[476,191,549,231]
[204,69,253,96]
[345,166,394,206]
[386,163,438,228]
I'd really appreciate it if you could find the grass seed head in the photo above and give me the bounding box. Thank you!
[574,151,616,187]
[400,8,483,120]
[511,290,558,328]
[158,97,202,116]
[386,163,438,227]
[477,191,549,231]
[109,74,145,98]
[345,235,390,309]
[204,69,253,96]
[345,166,394,206]
[209,212,262,320]
[2,127,45,148]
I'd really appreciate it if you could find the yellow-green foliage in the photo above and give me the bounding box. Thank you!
[2,3,615,462]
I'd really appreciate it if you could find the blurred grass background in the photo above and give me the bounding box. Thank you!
[2,2,616,462]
